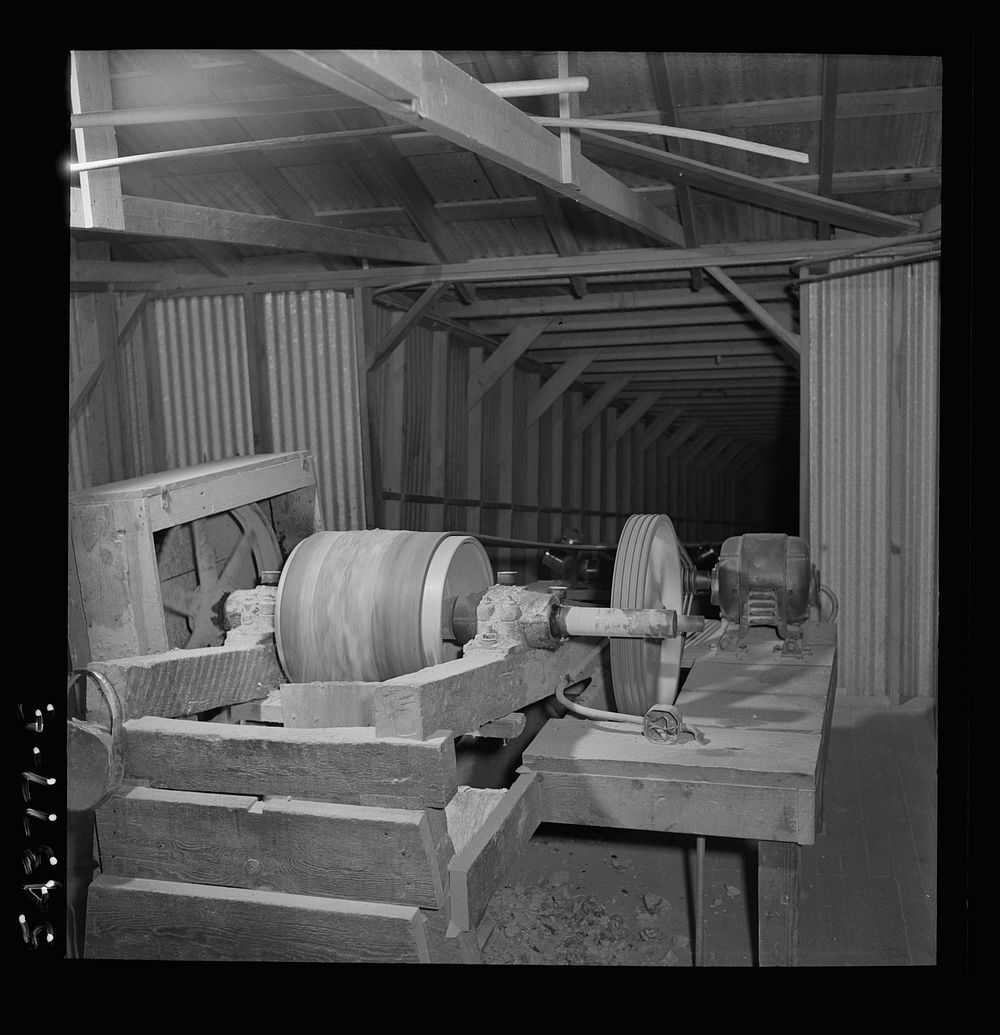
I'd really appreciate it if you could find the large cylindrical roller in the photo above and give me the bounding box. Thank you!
[610,514,688,715]
[275,530,492,683]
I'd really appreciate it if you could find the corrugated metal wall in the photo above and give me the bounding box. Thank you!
[258,290,368,530]
[69,288,371,534]
[803,256,939,700]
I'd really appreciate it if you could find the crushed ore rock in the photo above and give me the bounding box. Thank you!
[711,898,723,907]
[725,884,741,898]
[642,892,663,913]
[483,877,635,965]
[659,949,680,967]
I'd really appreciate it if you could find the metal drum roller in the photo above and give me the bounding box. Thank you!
[275,529,493,683]
[610,514,694,715]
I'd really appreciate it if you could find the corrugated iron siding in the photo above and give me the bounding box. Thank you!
[146,295,254,467]
[259,290,367,530]
[804,256,939,700]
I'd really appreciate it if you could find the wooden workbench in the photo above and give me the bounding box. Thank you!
[520,621,837,966]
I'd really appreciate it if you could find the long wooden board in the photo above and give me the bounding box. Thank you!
[449,773,542,931]
[123,717,458,808]
[374,639,607,740]
[97,786,448,908]
[85,875,430,962]
[523,718,822,788]
[525,769,815,844]
[89,644,285,721]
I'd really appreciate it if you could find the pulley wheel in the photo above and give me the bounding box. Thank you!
[610,514,687,715]
[275,530,492,683]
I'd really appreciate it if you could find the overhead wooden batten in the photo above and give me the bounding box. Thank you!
[255,50,688,249]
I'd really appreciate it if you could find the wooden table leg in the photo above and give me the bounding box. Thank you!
[757,840,800,966]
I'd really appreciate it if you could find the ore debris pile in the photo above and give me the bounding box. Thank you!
[481,868,692,966]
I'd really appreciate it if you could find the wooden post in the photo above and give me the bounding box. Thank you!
[757,840,800,966]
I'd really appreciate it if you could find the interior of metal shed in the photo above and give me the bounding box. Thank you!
[61,50,946,967]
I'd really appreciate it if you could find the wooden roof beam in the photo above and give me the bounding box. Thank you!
[609,392,661,445]
[816,56,839,241]
[639,406,685,452]
[258,50,687,248]
[69,189,438,264]
[704,266,801,370]
[659,419,706,461]
[582,130,920,237]
[71,51,125,230]
[366,282,451,372]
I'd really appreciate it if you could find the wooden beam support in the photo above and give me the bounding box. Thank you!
[704,266,801,369]
[571,376,631,440]
[639,406,685,453]
[525,352,598,429]
[610,392,660,445]
[582,130,920,236]
[366,282,450,372]
[816,56,840,240]
[536,325,772,350]
[69,189,438,265]
[70,51,125,230]
[471,305,785,335]
[466,317,552,409]
[695,435,735,468]
[659,418,706,461]
[261,50,686,247]
[647,52,703,290]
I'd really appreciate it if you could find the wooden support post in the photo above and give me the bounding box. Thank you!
[758,840,800,966]
[572,376,629,440]
[525,352,597,429]
[466,345,484,534]
[367,283,450,373]
[70,52,125,229]
[816,55,840,241]
[659,418,706,462]
[609,392,660,447]
[467,318,552,409]
[704,266,801,369]
[638,405,684,453]
[427,331,449,530]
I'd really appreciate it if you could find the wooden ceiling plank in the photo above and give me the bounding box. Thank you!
[696,436,737,467]
[260,50,686,248]
[658,418,706,461]
[704,266,800,370]
[367,282,451,372]
[639,406,685,452]
[610,392,661,445]
[582,130,920,236]
[526,351,599,429]
[69,188,438,265]
[537,326,772,349]
[816,55,840,241]
[70,51,125,230]
[473,304,785,335]
[571,375,631,440]
[467,317,553,410]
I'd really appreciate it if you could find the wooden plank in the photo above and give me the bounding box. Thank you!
[609,392,660,445]
[527,769,811,843]
[450,773,541,931]
[658,418,705,461]
[68,188,439,265]
[467,318,552,409]
[704,266,800,368]
[124,717,458,807]
[276,681,378,728]
[525,352,598,428]
[675,689,830,733]
[522,717,822,788]
[85,875,430,962]
[88,644,286,721]
[475,711,527,740]
[261,50,686,247]
[374,639,607,741]
[816,55,840,241]
[70,52,124,229]
[97,785,448,908]
[471,305,777,335]
[681,659,836,697]
[581,130,920,236]
[639,406,685,453]
[268,485,325,555]
[70,498,169,661]
[571,376,630,440]
[366,282,449,372]
[758,841,800,966]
